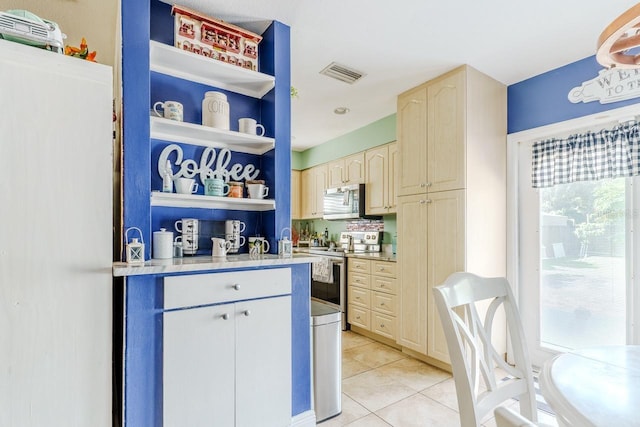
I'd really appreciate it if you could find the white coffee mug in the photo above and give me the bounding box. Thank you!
[175,234,198,254]
[174,218,199,234]
[248,236,270,254]
[225,220,246,235]
[246,183,269,199]
[153,101,183,122]
[174,177,198,194]
[238,118,265,136]
[211,237,231,257]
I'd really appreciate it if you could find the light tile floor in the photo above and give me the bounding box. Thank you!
[318,331,558,427]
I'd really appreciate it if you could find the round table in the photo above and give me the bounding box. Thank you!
[539,345,640,427]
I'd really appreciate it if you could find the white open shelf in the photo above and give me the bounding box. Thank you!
[150,116,275,154]
[151,191,276,211]
[150,41,275,98]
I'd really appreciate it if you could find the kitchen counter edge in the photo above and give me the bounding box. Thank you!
[113,253,317,277]
[345,252,396,262]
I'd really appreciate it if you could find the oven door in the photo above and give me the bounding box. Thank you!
[310,255,346,330]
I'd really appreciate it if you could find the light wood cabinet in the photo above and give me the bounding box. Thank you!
[397,68,465,196]
[365,142,398,214]
[300,164,327,219]
[396,65,507,366]
[348,258,398,341]
[291,169,301,220]
[327,152,365,188]
[163,269,292,427]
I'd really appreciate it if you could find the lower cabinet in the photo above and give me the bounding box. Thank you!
[163,269,292,427]
[347,258,398,341]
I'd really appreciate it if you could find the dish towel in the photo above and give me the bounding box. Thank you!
[312,257,334,283]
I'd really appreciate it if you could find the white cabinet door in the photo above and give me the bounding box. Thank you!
[236,296,292,427]
[164,295,292,427]
[163,305,236,426]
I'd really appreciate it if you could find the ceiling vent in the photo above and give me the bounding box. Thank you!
[319,62,366,84]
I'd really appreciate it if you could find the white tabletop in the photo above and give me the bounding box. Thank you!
[539,345,640,427]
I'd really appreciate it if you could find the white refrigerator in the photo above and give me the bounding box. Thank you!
[0,39,113,426]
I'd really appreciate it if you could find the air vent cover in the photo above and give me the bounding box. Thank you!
[319,62,366,84]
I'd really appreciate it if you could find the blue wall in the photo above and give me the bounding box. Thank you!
[508,55,640,133]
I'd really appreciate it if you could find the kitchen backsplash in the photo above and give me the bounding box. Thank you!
[292,215,396,246]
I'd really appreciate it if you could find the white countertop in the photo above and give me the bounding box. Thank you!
[113,253,316,277]
[345,252,396,262]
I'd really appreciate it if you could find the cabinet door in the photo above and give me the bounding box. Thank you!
[344,152,365,185]
[427,71,465,192]
[291,169,301,220]
[301,166,326,219]
[388,142,398,213]
[397,194,428,353]
[427,190,465,364]
[312,164,328,218]
[163,305,235,427]
[236,296,292,427]
[300,168,313,219]
[365,145,389,215]
[327,159,345,188]
[397,86,428,196]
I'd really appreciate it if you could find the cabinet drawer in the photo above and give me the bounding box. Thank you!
[348,272,370,289]
[372,261,396,278]
[348,258,371,274]
[371,276,397,294]
[372,291,397,316]
[348,306,370,330]
[348,286,370,308]
[164,268,291,309]
[371,312,396,340]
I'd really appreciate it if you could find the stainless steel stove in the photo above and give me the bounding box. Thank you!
[306,247,347,330]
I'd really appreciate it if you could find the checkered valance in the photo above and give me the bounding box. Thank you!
[531,122,640,188]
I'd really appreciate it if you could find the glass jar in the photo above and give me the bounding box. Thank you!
[228,181,244,198]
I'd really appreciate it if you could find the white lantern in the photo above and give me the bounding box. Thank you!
[125,227,145,265]
[278,228,293,258]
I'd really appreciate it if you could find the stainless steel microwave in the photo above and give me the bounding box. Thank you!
[322,183,380,220]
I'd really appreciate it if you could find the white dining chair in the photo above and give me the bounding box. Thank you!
[433,272,538,427]
[494,406,538,427]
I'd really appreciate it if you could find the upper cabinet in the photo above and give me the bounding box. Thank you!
[300,164,327,219]
[327,152,365,188]
[397,70,465,196]
[291,170,301,220]
[365,142,397,215]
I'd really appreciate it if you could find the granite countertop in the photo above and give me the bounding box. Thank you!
[113,253,316,277]
[293,247,396,262]
[345,252,397,262]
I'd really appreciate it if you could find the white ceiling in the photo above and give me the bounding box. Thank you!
[163,0,639,151]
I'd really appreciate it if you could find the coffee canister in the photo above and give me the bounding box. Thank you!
[153,228,174,259]
[202,91,230,130]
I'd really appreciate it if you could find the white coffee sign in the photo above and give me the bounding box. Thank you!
[158,144,260,184]
[569,68,640,104]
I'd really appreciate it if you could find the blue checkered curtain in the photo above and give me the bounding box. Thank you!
[532,122,640,188]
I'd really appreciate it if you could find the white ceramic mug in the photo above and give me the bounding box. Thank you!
[175,234,198,254]
[238,118,265,136]
[225,220,246,235]
[211,237,231,257]
[174,218,199,234]
[246,183,269,199]
[248,236,270,254]
[174,177,198,194]
[153,101,183,122]
[225,234,246,250]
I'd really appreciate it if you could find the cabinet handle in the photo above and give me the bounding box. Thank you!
[233,284,241,290]
[243,310,251,317]
[426,182,432,187]
[419,199,432,204]
[380,323,385,328]
[380,302,385,306]
[410,99,422,104]
[221,313,229,320]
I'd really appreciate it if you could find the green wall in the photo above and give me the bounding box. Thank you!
[292,113,396,170]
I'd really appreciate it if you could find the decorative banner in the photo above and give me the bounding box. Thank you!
[568,68,640,104]
[158,144,260,184]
